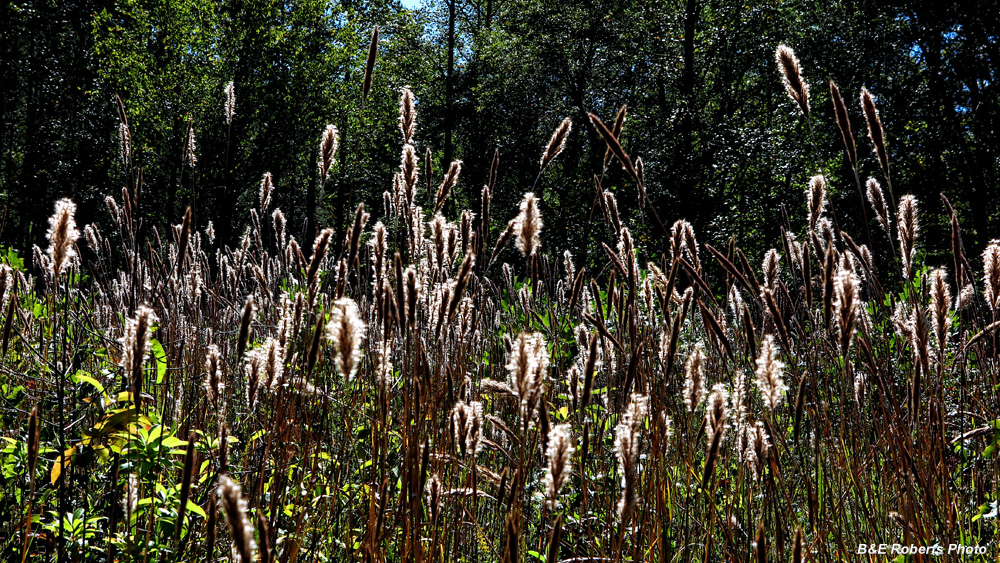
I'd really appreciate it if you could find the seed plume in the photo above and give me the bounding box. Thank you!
[897,195,919,280]
[399,86,417,144]
[775,44,810,117]
[860,86,889,178]
[540,117,572,172]
[544,424,574,509]
[319,125,339,184]
[984,240,1000,311]
[683,342,707,412]
[327,297,367,382]
[754,334,787,409]
[224,81,236,124]
[829,80,856,165]
[217,475,256,563]
[866,177,891,233]
[806,175,826,230]
[513,192,543,257]
[46,198,81,276]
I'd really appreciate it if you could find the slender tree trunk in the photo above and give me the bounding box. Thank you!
[444,0,456,167]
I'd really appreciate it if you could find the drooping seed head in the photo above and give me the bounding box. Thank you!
[775,44,810,118]
[860,87,889,176]
[540,117,572,172]
[319,124,339,184]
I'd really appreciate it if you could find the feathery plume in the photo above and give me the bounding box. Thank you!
[400,144,419,206]
[683,342,707,412]
[46,198,80,276]
[119,121,131,166]
[399,86,416,144]
[762,249,780,291]
[184,118,198,167]
[866,177,891,233]
[775,44,810,117]
[539,117,572,172]
[513,192,543,257]
[224,81,236,124]
[745,421,770,481]
[806,175,826,230]
[860,87,890,178]
[217,475,256,563]
[705,384,730,442]
[434,160,462,214]
[754,335,787,409]
[984,240,1000,311]
[327,297,367,382]
[259,172,273,213]
[544,424,574,509]
[829,81,856,165]
[319,125,339,184]
[834,269,859,356]
[897,195,919,280]
[614,393,647,524]
[929,268,951,352]
[204,344,223,408]
[122,305,157,408]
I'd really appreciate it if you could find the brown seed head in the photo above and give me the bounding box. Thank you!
[860,86,890,177]
[829,81,856,165]
[217,475,256,563]
[540,117,572,172]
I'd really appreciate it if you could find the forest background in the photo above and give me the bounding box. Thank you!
[1,0,998,273]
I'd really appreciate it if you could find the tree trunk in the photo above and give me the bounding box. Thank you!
[444,0,456,167]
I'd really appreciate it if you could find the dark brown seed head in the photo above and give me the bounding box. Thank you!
[829,81,856,165]
[237,295,255,362]
[860,87,889,177]
[434,161,462,215]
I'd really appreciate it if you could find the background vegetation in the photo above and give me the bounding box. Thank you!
[2,0,998,258]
